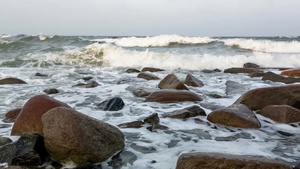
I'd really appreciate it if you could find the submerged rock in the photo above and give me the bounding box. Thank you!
[224,67,262,74]
[281,68,300,77]
[162,105,206,119]
[43,88,59,94]
[184,74,204,87]
[176,152,292,169]
[234,84,300,110]
[243,62,260,68]
[262,72,300,84]
[35,72,47,77]
[126,68,140,73]
[0,78,27,85]
[141,67,164,72]
[258,105,300,124]
[11,95,70,136]
[225,80,246,95]
[97,97,125,111]
[108,151,137,169]
[3,108,22,123]
[85,81,99,88]
[207,104,261,128]
[133,87,158,97]
[201,69,221,73]
[158,74,188,90]
[137,72,160,80]
[145,89,202,103]
[118,121,144,128]
[144,113,159,124]
[42,107,125,165]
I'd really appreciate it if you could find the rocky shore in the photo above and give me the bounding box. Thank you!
[0,63,300,169]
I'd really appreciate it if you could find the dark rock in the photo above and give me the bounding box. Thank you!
[108,151,137,169]
[262,72,300,84]
[145,89,202,103]
[249,72,265,77]
[207,104,261,128]
[162,105,206,119]
[0,136,12,146]
[277,130,294,137]
[151,160,157,163]
[146,124,168,132]
[85,81,99,88]
[199,102,225,111]
[144,113,159,124]
[82,76,93,81]
[234,84,300,110]
[35,73,47,77]
[118,121,143,128]
[97,97,125,111]
[215,132,252,141]
[207,93,223,98]
[0,124,11,128]
[224,67,262,74]
[11,95,70,136]
[281,68,300,77]
[176,152,292,169]
[225,80,246,95]
[42,107,125,164]
[72,83,86,87]
[132,87,157,97]
[243,62,260,68]
[184,74,204,87]
[117,77,135,84]
[201,69,221,73]
[126,68,140,73]
[158,74,188,90]
[0,133,49,166]
[43,88,59,94]
[0,78,27,85]
[74,163,102,169]
[130,143,156,154]
[137,72,160,80]
[258,105,300,123]
[3,108,22,123]
[167,140,180,148]
[141,67,164,72]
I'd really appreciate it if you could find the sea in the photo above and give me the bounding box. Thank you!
[0,34,300,168]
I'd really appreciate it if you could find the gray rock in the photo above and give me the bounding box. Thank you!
[108,151,137,169]
[225,80,246,95]
[262,72,300,84]
[184,74,204,87]
[132,87,157,97]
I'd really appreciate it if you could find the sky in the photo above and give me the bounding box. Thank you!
[0,0,300,36]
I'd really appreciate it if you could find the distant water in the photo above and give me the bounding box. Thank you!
[0,34,300,169]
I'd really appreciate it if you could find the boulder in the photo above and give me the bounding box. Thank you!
[0,133,49,166]
[262,72,300,84]
[184,74,204,87]
[249,72,265,77]
[281,68,300,77]
[126,68,140,73]
[3,108,22,123]
[11,95,70,136]
[42,107,125,164]
[162,105,206,119]
[224,68,262,74]
[0,78,27,85]
[137,72,160,80]
[243,62,260,68]
[133,87,158,97]
[258,105,300,123]
[143,113,159,124]
[207,104,261,128]
[234,84,300,110]
[158,74,188,90]
[97,97,125,111]
[43,88,59,94]
[141,67,164,72]
[225,80,246,95]
[145,90,202,103]
[85,81,99,88]
[176,152,292,169]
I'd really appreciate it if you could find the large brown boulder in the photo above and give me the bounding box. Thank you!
[207,104,261,128]
[11,95,70,136]
[234,84,300,110]
[224,68,262,74]
[42,107,125,165]
[184,74,204,87]
[158,74,188,90]
[262,72,300,84]
[281,68,300,77]
[0,78,27,85]
[258,105,300,123]
[137,72,160,80]
[145,89,202,103]
[176,152,292,169]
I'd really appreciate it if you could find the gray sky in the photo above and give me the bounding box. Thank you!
[1,0,299,36]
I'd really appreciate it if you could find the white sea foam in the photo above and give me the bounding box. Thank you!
[0,34,11,38]
[38,35,54,41]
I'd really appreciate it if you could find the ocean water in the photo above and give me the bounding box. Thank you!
[0,34,300,168]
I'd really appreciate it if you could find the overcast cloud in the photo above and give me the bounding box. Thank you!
[0,0,299,36]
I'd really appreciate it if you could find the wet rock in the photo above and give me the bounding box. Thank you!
[118,121,143,128]
[258,105,300,123]
[97,97,125,111]
[234,84,300,110]
[207,104,261,128]
[158,74,188,90]
[11,95,70,136]
[117,77,135,84]
[145,89,202,103]
[72,82,86,87]
[141,67,164,72]
[43,88,59,94]
[249,72,265,77]
[126,68,140,73]
[201,69,221,73]
[0,133,49,166]
[167,140,180,148]
[199,102,225,111]
[224,67,262,74]
[85,80,99,88]
[108,151,137,169]
[42,107,125,164]
[225,80,246,95]
[146,124,168,132]
[162,105,206,119]
[130,143,156,154]
[133,87,158,97]
[144,113,159,124]
[35,73,47,77]
[137,72,160,80]
[184,74,204,87]
[176,152,292,169]
[0,136,12,146]
[281,68,300,77]
[207,93,223,98]
[262,72,300,84]
[74,163,102,169]
[243,62,260,68]
[0,78,27,85]
[3,108,22,123]
[215,132,252,141]
[277,130,294,137]
[82,76,93,81]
